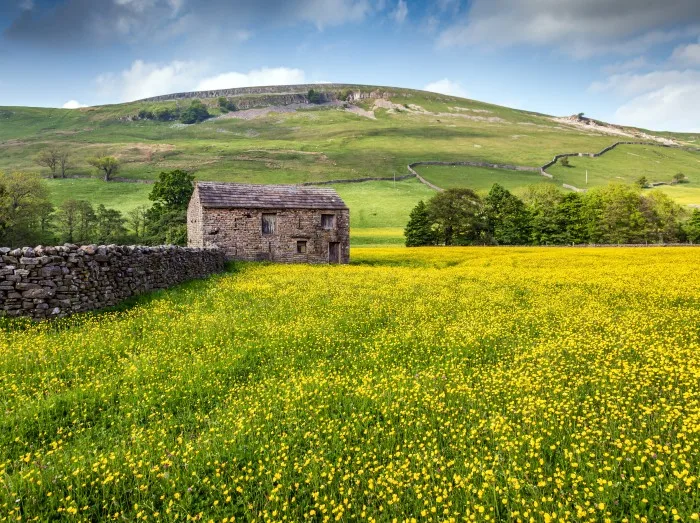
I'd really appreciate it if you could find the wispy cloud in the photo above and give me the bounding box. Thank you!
[95,60,310,102]
[4,0,375,46]
[437,0,700,57]
[392,0,408,25]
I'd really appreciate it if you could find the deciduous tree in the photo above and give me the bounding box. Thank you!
[89,156,120,182]
[484,184,531,245]
[404,200,436,246]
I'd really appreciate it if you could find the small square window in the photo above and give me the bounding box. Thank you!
[296,240,307,254]
[262,213,276,235]
[321,214,336,229]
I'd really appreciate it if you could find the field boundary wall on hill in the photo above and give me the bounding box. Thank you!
[0,244,225,320]
[409,141,697,193]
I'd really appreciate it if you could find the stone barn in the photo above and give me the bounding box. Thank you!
[187,182,350,263]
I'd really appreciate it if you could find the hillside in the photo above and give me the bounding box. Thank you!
[1,84,699,244]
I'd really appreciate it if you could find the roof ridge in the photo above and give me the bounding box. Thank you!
[194,180,348,210]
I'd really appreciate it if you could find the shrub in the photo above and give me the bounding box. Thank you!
[218,97,237,112]
[179,100,211,124]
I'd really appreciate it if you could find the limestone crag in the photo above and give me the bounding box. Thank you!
[137,84,394,104]
[0,244,225,320]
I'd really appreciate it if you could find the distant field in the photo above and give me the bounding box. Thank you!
[415,164,557,195]
[3,247,700,521]
[3,84,700,239]
[45,178,152,215]
[414,144,700,204]
[547,144,700,186]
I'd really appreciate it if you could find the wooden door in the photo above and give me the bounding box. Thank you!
[329,242,340,264]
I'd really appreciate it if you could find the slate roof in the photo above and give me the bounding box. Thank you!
[195,182,348,210]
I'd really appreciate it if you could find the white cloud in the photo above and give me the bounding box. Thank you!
[392,0,408,24]
[95,60,311,102]
[19,0,34,10]
[423,78,468,98]
[296,0,371,29]
[196,67,307,90]
[602,56,648,75]
[671,40,700,66]
[62,100,88,109]
[437,0,700,57]
[590,68,700,132]
[96,60,206,102]
[614,83,700,132]
[589,69,700,97]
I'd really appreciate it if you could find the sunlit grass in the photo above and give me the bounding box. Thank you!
[1,247,699,521]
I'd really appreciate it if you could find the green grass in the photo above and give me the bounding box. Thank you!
[350,227,405,247]
[2,247,700,521]
[547,144,700,195]
[332,179,435,228]
[45,178,152,214]
[414,164,558,195]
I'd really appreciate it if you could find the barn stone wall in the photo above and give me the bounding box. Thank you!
[0,244,225,320]
[191,207,350,264]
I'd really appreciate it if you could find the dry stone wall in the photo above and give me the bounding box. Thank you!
[0,244,225,320]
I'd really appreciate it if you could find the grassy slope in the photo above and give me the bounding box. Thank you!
[2,87,699,246]
[415,164,558,195]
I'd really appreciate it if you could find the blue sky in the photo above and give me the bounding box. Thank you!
[1,0,699,131]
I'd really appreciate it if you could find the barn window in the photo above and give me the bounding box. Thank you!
[297,240,307,254]
[321,214,336,230]
[262,213,276,235]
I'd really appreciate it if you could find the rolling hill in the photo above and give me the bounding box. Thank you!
[1,84,699,245]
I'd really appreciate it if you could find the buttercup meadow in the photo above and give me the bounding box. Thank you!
[1,247,699,522]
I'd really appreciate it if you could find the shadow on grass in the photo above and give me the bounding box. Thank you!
[0,261,244,334]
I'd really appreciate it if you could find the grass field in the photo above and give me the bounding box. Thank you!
[2,247,699,521]
[44,178,153,215]
[3,85,700,242]
[414,164,557,195]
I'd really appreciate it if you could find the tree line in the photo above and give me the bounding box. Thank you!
[0,170,195,248]
[37,147,122,182]
[405,183,700,246]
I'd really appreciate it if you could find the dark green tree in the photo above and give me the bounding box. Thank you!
[154,106,179,121]
[144,170,195,246]
[57,199,96,244]
[404,200,436,246]
[641,191,686,243]
[427,188,488,245]
[684,209,700,244]
[635,176,648,188]
[95,204,128,244]
[553,192,588,244]
[673,172,686,184]
[484,184,531,245]
[583,184,648,244]
[523,184,563,245]
[307,89,323,104]
[218,97,237,112]
[179,99,210,124]
[149,170,195,208]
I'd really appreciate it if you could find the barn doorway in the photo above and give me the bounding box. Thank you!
[328,242,340,264]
